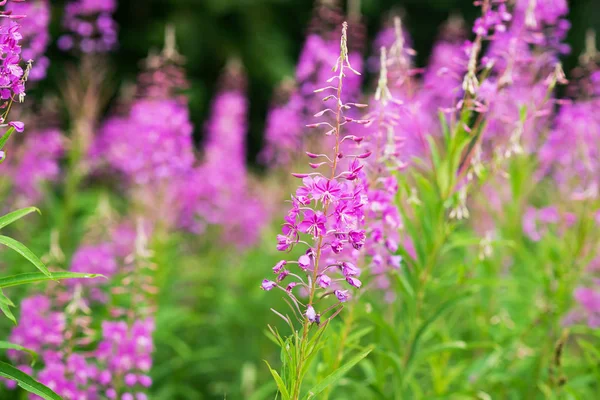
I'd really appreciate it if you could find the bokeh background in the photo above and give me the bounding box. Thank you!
[2,1,600,399]
[37,0,600,166]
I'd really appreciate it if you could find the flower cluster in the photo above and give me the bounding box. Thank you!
[259,81,303,166]
[97,99,195,185]
[260,0,365,167]
[4,0,50,81]
[0,18,27,106]
[538,99,600,198]
[564,286,600,328]
[522,206,575,242]
[95,319,154,400]
[58,0,118,53]
[177,62,265,247]
[360,47,405,301]
[262,22,369,323]
[6,224,157,399]
[10,129,64,204]
[7,295,65,362]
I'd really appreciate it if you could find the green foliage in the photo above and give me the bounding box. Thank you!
[0,361,61,400]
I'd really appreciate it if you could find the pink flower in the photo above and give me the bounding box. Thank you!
[298,210,327,238]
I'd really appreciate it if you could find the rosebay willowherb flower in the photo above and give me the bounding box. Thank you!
[361,47,404,301]
[262,22,370,324]
[4,0,50,81]
[178,61,266,247]
[474,0,569,160]
[260,80,303,166]
[97,98,195,185]
[9,128,64,205]
[6,222,156,399]
[0,1,33,166]
[58,0,118,53]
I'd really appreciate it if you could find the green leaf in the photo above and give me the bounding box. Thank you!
[264,360,290,400]
[0,207,40,230]
[0,235,50,277]
[0,361,61,400]
[404,291,473,381]
[0,341,38,365]
[0,288,16,324]
[0,126,16,151]
[0,272,103,289]
[393,270,415,299]
[303,345,373,399]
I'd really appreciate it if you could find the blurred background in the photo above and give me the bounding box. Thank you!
[1,1,600,399]
[38,0,600,166]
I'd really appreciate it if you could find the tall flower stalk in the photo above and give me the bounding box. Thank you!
[262,22,373,400]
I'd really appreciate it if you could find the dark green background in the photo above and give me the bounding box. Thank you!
[40,0,600,163]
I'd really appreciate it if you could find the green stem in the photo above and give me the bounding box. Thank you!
[321,306,355,400]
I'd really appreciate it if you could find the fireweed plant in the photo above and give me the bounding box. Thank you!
[261,22,375,400]
[261,1,600,399]
[0,2,98,399]
[1,0,600,399]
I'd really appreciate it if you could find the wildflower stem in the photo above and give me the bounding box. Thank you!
[291,23,348,400]
[321,305,355,400]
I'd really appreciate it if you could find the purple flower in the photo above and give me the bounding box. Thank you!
[286,282,299,293]
[298,254,311,271]
[346,276,362,289]
[335,290,350,302]
[4,0,51,81]
[316,274,331,288]
[69,244,117,287]
[174,62,267,248]
[95,99,195,185]
[277,270,289,282]
[8,120,24,132]
[298,210,327,237]
[571,287,600,328]
[305,305,317,322]
[313,178,343,203]
[330,238,344,253]
[263,23,367,324]
[276,234,293,252]
[348,230,366,250]
[59,0,118,53]
[261,280,277,291]
[273,260,287,273]
[8,129,64,204]
[341,262,360,277]
[260,86,304,166]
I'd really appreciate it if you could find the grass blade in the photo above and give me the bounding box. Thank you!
[0,272,103,288]
[0,361,61,400]
[0,208,40,230]
[0,235,50,277]
[303,345,373,399]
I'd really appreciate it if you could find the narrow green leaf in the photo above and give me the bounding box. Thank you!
[0,207,40,230]
[0,288,16,324]
[345,326,373,345]
[404,291,473,377]
[0,301,16,324]
[0,235,50,277]
[0,272,103,289]
[0,126,16,151]
[303,346,373,399]
[0,341,38,365]
[393,270,415,299]
[0,361,61,400]
[0,288,15,307]
[264,360,290,400]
